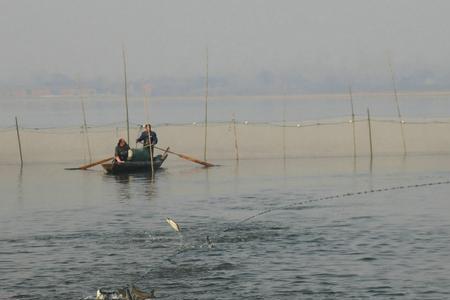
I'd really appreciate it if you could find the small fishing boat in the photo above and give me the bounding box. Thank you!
[102,148,168,175]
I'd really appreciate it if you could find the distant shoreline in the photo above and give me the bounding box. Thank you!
[2,90,450,101]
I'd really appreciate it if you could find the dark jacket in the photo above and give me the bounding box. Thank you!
[115,143,130,161]
[136,130,158,146]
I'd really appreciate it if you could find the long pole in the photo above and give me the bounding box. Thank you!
[147,126,154,178]
[144,89,155,180]
[232,113,239,161]
[203,47,209,161]
[388,58,407,156]
[78,80,92,163]
[367,108,373,159]
[65,156,114,170]
[122,46,130,144]
[144,90,150,124]
[144,90,155,179]
[349,86,356,158]
[15,116,23,166]
[154,145,215,167]
[282,97,286,160]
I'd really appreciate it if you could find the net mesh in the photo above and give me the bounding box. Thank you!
[2,117,450,164]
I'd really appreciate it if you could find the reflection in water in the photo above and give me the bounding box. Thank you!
[177,165,210,177]
[204,167,210,195]
[233,159,240,177]
[113,173,132,200]
[16,165,23,204]
[103,169,165,201]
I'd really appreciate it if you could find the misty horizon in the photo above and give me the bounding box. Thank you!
[2,1,450,95]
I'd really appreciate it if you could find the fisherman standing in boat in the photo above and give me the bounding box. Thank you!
[114,138,130,164]
[136,124,158,157]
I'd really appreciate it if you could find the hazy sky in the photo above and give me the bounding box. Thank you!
[1,0,450,82]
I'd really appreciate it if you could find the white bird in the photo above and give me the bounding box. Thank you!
[166,218,181,232]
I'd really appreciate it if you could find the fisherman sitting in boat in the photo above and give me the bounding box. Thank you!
[114,138,130,164]
[136,124,158,155]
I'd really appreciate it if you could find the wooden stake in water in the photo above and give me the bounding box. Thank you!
[149,147,154,180]
[388,58,407,156]
[203,47,209,161]
[349,86,356,158]
[144,90,150,124]
[78,79,92,163]
[122,46,130,144]
[143,90,154,179]
[367,108,373,159]
[15,116,23,166]
[282,96,287,160]
[147,126,154,179]
[232,113,239,161]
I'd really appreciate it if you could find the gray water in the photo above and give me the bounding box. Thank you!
[1,156,450,299]
[2,94,450,128]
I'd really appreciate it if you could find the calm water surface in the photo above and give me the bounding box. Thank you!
[2,95,450,128]
[1,156,450,299]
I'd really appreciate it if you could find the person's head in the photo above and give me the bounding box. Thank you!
[145,124,152,131]
[118,138,127,146]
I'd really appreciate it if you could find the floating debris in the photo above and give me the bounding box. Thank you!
[95,286,155,300]
[166,217,181,232]
[206,235,214,248]
[96,288,122,300]
[130,286,155,300]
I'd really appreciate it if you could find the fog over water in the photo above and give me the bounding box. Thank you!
[2,0,450,89]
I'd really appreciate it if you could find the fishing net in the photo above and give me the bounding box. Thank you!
[1,117,450,164]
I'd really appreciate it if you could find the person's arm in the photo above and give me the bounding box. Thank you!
[114,146,124,163]
[152,132,158,145]
[136,132,145,143]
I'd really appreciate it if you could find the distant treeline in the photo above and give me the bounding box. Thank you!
[1,69,450,97]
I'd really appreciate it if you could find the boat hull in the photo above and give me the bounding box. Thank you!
[102,153,168,174]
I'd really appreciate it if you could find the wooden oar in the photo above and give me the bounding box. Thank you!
[65,156,113,170]
[153,146,216,167]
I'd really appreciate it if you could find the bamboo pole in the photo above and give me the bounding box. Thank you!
[203,47,209,161]
[65,156,114,170]
[232,113,239,161]
[148,126,154,179]
[144,91,150,124]
[367,108,373,159]
[122,46,130,144]
[143,90,154,178]
[388,58,407,156]
[78,79,92,163]
[283,102,287,160]
[154,145,215,167]
[15,116,23,166]
[349,86,356,158]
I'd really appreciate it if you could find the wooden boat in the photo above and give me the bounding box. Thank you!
[101,148,168,175]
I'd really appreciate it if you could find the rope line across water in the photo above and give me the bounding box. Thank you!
[132,178,450,287]
[224,179,450,232]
